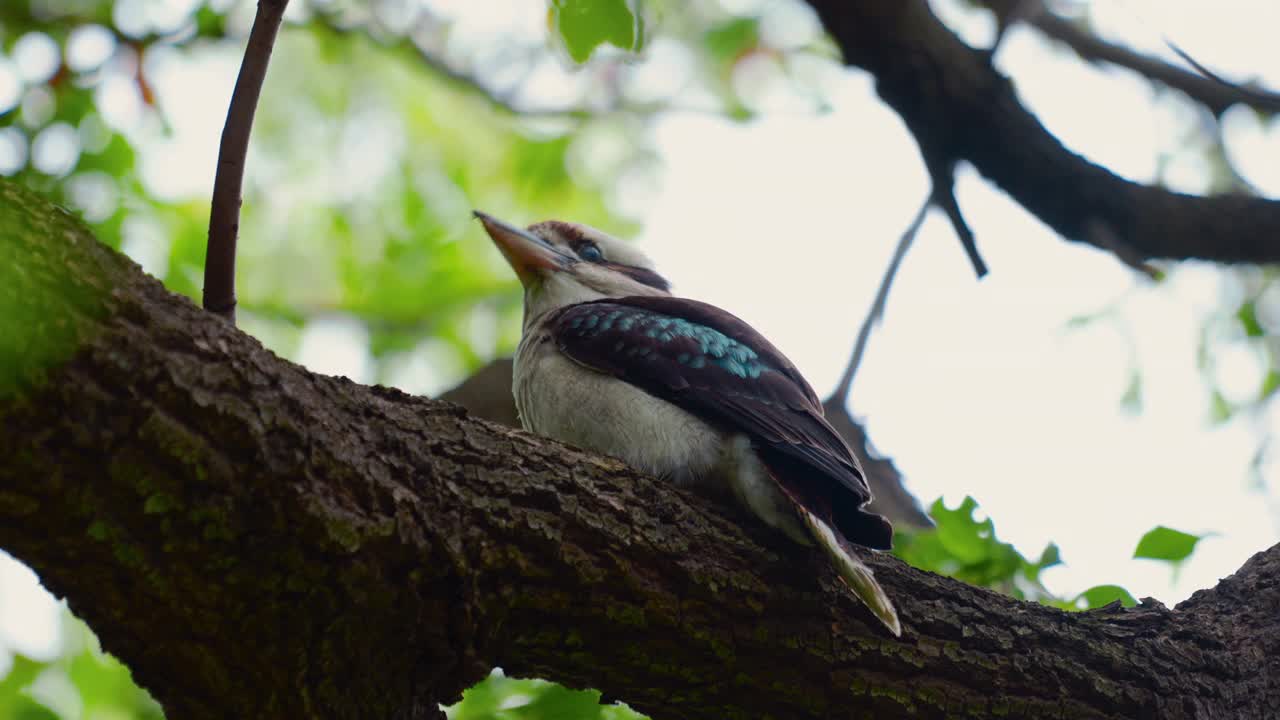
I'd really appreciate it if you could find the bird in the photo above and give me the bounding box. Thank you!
[475,210,901,637]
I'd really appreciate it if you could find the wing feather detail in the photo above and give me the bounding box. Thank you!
[549,297,890,549]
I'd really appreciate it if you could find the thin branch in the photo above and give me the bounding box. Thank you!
[310,17,614,120]
[203,0,289,323]
[1084,219,1161,280]
[1017,4,1280,117]
[1164,39,1280,115]
[830,196,931,404]
[930,171,988,278]
[308,11,799,123]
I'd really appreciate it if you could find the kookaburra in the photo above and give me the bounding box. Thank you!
[476,211,900,636]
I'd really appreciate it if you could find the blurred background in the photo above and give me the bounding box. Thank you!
[1,0,1278,716]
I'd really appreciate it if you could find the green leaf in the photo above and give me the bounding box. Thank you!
[1236,301,1264,338]
[1036,542,1062,570]
[1077,584,1137,609]
[703,17,759,63]
[895,496,1060,601]
[1120,371,1142,414]
[552,0,642,63]
[1260,370,1280,401]
[1209,389,1233,424]
[513,683,608,718]
[1133,526,1206,564]
[1064,313,1098,329]
[445,673,647,719]
[931,496,990,565]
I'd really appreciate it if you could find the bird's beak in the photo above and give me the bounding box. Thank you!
[474,210,568,286]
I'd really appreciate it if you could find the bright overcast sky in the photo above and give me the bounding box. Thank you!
[636,0,1280,607]
[3,0,1280,671]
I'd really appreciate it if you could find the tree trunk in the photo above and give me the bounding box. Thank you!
[1,181,1276,719]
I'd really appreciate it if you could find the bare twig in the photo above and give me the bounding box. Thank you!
[1016,4,1280,117]
[203,0,290,322]
[985,0,1043,57]
[310,16,610,120]
[1084,219,1161,281]
[931,174,988,279]
[1164,40,1280,114]
[830,196,931,404]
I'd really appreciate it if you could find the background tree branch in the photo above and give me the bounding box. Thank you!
[2,181,1279,718]
[980,0,1280,117]
[804,1,1280,271]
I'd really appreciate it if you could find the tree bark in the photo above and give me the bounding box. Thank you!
[804,1,1280,267]
[1,181,1278,719]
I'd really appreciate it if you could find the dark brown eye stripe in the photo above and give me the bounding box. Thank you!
[529,220,670,291]
[610,263,671,292]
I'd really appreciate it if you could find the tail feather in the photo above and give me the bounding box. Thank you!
[796,504,902,637]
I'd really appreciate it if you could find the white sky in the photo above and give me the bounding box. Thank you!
[3,0,1280,667]
[633,2,1280,604]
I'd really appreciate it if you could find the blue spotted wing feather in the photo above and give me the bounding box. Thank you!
[549,296,892,551]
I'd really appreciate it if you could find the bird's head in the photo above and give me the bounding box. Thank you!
[475,211,671,327]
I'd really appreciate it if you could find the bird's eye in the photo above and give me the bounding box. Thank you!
[577,243,604,262]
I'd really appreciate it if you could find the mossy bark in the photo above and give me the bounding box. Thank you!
[0,180,1277,719]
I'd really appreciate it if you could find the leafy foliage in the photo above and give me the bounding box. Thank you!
[894,496,1166,612]
[0,613,162,720]
[894,496,1063,603]
[446,671,645,720]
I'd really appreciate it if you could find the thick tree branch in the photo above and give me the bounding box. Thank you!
[3,184,1279,719]
[805,1,1280,267]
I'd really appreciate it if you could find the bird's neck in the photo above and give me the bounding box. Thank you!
[521,273,667,333]
[522,277,604,333]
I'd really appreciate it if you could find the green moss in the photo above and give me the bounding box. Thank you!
[112,541,145,569]
[0,180,110,399]
[144,493,177,514]
[324,516,364,552]
[0,491,39,516]
[87,519,110,541]
[913,684,947,710]
[604,601,646,627]
[201,522,235,542]
[189,504,235,542]
[137,412,210,484]
[878,637,927,669]
[869,684,915,712]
